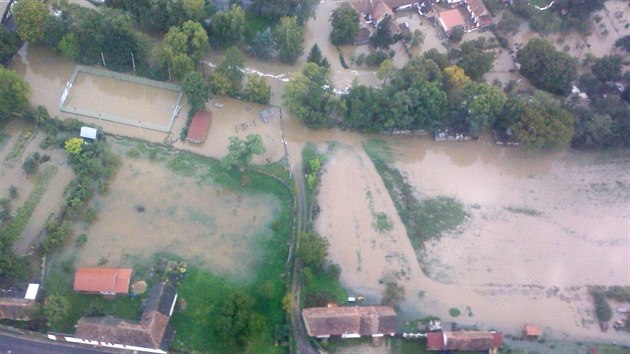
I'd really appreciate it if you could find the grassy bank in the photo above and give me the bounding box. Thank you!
[362,140,466,250]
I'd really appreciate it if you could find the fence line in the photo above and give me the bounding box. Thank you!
[59,65,183,133]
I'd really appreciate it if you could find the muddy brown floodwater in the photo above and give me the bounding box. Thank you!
[64,72,181,127]
[315,134,630,346]
[70,142,279,283]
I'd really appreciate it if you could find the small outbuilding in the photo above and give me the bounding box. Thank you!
[185,111,212,144]
[523,324,542,339]
[74,267,132,295]
[0,283,40,321]
[437,8,466,35]
[80,127,99,143]
[427,330,503,352]
[302,306,397,339]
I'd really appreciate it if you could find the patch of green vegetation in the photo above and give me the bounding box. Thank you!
[374,212,393,232]
[0,165,57,242]
[114,143,295,353]
[504,206,543,216]
[363,140,466,250]
[45,260,144,333]
[449,307,461,317]
[302,143,327,225]
[6,129,36,161]
[245,12,279,40]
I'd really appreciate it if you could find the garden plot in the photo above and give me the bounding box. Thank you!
[72,141,280,282]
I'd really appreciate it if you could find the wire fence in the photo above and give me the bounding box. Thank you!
[59,65,184,133]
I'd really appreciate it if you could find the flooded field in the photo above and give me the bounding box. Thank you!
[315,135,630,345]
[71,141,280,283]
[0,121,74,255]
[63,71,181,128]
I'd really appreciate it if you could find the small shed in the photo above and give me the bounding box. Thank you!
[80,127,99,142]
[186,111,212,144]
[523,324,542,339]
[260,108,274,123]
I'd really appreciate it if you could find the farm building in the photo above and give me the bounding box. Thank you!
[302,306,397,339]
[185,111,212,144]
[426,330,503,352]
[66,283,177,354]
[73,267,132,295]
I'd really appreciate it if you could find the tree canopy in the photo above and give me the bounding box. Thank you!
[243,75,272,104]
[211,5,246,48]
[510,94,575,149]
[223,134,265,170]
[329,6,359,45]
[451,82,505,137]
[283,63,337,128]
[450,38,495,81]
[591,55,622,82]
[297,231,329,270]
[274,16,304,64]
[211,47,245,96]
[0,67,30,124]
[183,72,209,113]
[307,44,330,69]
[12,0,48,43]
[157,20,208,80]
[0,25,20,65]
[516,38,577,96]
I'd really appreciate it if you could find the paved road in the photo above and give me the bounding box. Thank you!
[0,333,115,354]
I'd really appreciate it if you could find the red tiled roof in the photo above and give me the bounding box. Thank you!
[478,14,493,28]
[465,0,488,17]
[427,331,502,351]
[302,306,397,337]
[438,8,466,33]
[524,324,542,337]
[186,111,212,144]
[0,298,35,321]
[73,268,132,294]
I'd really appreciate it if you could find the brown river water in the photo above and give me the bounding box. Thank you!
[7,4,630,345]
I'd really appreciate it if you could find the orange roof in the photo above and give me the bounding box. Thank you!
[74,268,132,294]
[186,111,212,144]
[438,8,465,33]
[524,324,542,337]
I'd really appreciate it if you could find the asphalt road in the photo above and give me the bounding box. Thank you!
[0,333,114,354]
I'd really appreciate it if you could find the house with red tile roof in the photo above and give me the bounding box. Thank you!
[73,267,132,295]
[426,330,503,352]
[437,8,466,34]
[65,283,177,354]
[302,306,397,339]
[464,0,493,29]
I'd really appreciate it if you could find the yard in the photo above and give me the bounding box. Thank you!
[46,138,294,353]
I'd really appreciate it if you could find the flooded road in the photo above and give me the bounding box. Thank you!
[8,5,630,347]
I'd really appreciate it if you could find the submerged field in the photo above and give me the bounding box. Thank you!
[314,135,630,346]
[45,138,293,353]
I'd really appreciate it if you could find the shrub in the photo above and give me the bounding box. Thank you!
[22,156,39,175]
[74,234,88,247]
[449,307,461,317]
[592,289,612,322]
[8,185,18,199]
[365,51,388,66]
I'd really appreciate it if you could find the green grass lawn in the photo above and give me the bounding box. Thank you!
[45,263,144,333]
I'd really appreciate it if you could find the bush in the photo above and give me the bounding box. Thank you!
[592,289,612,322]
[449,307,461,317]
[365,51,388,67]
[22,156,39,175]
[74,234,87,247]
[449,28,464,42]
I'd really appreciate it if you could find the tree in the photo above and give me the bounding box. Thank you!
[157,21,208,80]
[528,10,562,34]
[376,59,396,83]
[329,6,359,45]
[615,35,630,52]
[0,67,30,124]
[389,79,447,131]
[12,0,48,43]
[449,28,464,42]
[423,49,448,70]
[297,231,329,270]
[215,292,265,350]
[212,47,244,96]
[451,38,495,81]
[511,96,574,149]
[443,65,470,92]
[183,72,209,112]
[243,75,272,104]
[57,33,80,61]
[283,63,337,128]
[223,134,265,170]
[275,16,304,64]
[211,5,246,48]
[592,55,622,82]
[166,0,206,28]
[0,25,20,65]
[517,38,577,96]
[496,10,522,35]
[307,44,329,68]
[572,109,613,148]
[64,138,84,157]
[250,28,275,61]
[370,16,394,49]
[454,82,505,137]
[408,29,425,49]
[43,294,69,328]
